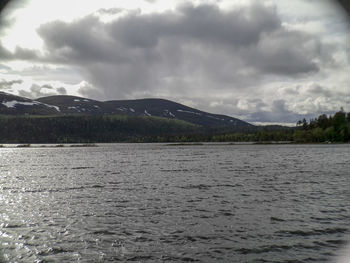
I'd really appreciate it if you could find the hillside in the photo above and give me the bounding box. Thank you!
[104,98,249,127]
[0,91,60,115]
[0,92,252,128]
[0,115,199,143]
[37,95,252,127]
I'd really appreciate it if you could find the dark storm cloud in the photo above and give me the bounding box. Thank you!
[0,78,22,90]
[0,41,39,60]
[78,81,104,98]
[0,14,15,29]
[0,42,12,59]
[306,84,332,97]
[243,29,321,75]
[247,99,310,124]
[110,3,281,49]
[56,86,67,95]
[0,0,16,31]
[36,15,117,64]
[6,2,334,102]
[0,0,30,35]
[18,83,66,99]
[12,46,39,60]
[37,3,282,61]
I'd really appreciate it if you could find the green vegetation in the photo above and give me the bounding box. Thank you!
[0,114,198,143]
[293,109,350,143]
[209,129,294,142]
[204,110,350,143]
[0,110,348,144]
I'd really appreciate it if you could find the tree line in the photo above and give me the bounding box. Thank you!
[0,115,198,143]
[0,110,349,143]
[293,109,350,143]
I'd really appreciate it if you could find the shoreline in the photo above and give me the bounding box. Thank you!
[0,141,348,148]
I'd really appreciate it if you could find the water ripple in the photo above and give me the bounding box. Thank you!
[0,144,349,262]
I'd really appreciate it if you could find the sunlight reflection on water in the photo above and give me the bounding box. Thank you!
[0,143,349,262]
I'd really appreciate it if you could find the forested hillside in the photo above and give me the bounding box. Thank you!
[0,107,348,144]
[0,115,198,143]
[294,110,350,142]
[209,110,350,143]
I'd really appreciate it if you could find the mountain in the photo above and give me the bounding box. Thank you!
[37,96,252,127]
[0,91,60,115]
[104,99,251,127]
[0,92,252,127]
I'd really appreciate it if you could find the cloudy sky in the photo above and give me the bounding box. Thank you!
[0,0,349,125]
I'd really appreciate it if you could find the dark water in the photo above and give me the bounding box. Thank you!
[0,144,349,262]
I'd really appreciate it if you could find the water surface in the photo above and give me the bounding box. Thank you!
[0,144,349,262]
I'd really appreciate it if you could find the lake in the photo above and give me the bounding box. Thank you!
[0,144,349,262]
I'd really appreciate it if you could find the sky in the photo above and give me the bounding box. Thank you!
[0,0,349,125]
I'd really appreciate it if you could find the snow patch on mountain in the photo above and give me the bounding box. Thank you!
[206,115,221,121]
[45,104,60,112]
[2,100,28,108]
[2,100,60,111]
[164,109,176,118]
[177,109,201,116]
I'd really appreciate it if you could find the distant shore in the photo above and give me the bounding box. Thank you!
[0,143,98,148]
[1,141,348,148]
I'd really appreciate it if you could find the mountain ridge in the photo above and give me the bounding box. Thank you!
[0,92,252,128]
